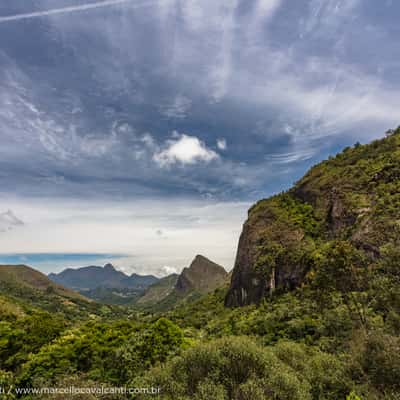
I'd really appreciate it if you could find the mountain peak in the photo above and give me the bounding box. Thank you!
[103,263,115,271]
[175,255,228,294]
[193,254,209,262]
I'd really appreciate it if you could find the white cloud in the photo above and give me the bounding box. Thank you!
[153,133,219,167]
[0,197,249,274]
[0,210,24,232]
[217,138,227,150]
[160,265,178,275]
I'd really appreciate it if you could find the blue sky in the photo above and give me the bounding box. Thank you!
[0,0,399,274]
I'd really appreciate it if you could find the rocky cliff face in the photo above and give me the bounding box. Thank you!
[225,129,400,307]
[176,255,228,294]
[135,255,228,311]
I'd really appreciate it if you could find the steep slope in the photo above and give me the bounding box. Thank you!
[136,274,179,306]
[49,263,158,291]
[226,128,400,307]
[0,264,87,301]
[137,255,228,311]
[0,264,113,319]
[176,255,228,294]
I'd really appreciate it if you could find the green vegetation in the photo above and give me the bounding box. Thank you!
[3,254,398,398]
[1,130,399,399]
[0,265,118,321]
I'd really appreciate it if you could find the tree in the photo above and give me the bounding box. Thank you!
[311,241,370,330]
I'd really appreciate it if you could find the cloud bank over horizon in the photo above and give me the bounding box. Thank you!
[0,0,399,273]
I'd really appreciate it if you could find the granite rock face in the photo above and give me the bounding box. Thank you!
[226,129,400,307]
[176,255,228,294]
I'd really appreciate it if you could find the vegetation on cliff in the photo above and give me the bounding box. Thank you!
[226,128,400,307]
[0,129,399,399]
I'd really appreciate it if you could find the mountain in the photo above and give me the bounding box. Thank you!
[0,264,113,319]
[226,128,400,307]
[136,255,228,310]
[48,263,158,291]
[176,255,228,294]
[0,264,86,301]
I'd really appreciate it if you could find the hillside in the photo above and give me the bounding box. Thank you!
[136,255,228,310]
[226,128,400,306]
[136,273,179,306]
[0,264,87,301]
[0,265,114,319]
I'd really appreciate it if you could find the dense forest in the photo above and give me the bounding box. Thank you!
[1,129,400,399]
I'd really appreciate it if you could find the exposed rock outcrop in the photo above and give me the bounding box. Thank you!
[176,255,228,294]
[226,128,400,307]
[135,255,228,310]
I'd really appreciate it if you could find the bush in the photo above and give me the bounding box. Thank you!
[133,336,312,400]
[359,332,400,391]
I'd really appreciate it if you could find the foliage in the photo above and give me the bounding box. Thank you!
[0,369,15,400]
[133,336,313,400]
[113,318,186,383]
[346,391,362,400]
[17,318,186,388]
[0,311,65,370]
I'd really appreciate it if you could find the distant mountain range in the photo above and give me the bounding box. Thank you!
[48,263,158,291]
[47,255,229,308]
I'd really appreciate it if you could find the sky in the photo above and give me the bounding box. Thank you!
[0,0,399,275]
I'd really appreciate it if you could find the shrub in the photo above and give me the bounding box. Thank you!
[133,336,312,400]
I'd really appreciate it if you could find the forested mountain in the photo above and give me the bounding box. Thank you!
[0,264,114,320]
[135,255,228,311]
[48,263,159,304]
[226,128,400,307]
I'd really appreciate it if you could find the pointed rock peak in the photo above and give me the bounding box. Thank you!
[175,254,228,294]
[103,263,116,271]
[193,254,208,262]
[188,255,226,273]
